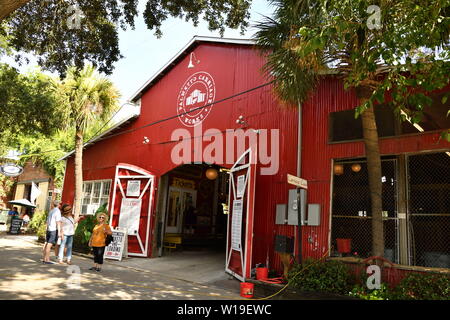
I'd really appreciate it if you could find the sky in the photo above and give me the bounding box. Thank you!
[110,0,275,121]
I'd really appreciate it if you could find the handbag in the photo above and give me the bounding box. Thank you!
[105,234,113,246]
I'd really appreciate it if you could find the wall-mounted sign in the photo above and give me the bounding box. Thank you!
[126,180,141,197]
[172,177,196,189]
[177,71,216,127]
[287,174,308,189]
[118,198,142,235]
[231,200,243,251]
[237,175,246,198]
[0,163,23,177]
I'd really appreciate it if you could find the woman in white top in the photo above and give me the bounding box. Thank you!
[58,204,80,264]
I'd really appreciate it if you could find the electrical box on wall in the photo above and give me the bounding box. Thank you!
[275,204,287,225]
[307,204,321,226]
[287,188,306,225]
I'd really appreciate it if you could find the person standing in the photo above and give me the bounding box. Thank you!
[42,200,62,264]
[8,207,18,216]
[58,204,80,265]
[88,212,112,272]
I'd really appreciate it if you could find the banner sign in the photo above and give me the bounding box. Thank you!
[118,198,142,235]
[104,229,128,261]
[231,200,243,251]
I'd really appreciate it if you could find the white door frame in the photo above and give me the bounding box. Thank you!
[111,163,156,257]
[225,147,257,282]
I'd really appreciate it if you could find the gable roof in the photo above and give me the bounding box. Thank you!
[129,36,254,103]
[59,36,254,161]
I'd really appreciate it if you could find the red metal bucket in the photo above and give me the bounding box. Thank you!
[240,282,254,298]
[336,238,351,253]
[256,267,269,280]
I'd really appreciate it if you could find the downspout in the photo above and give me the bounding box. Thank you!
[297,101,303,264]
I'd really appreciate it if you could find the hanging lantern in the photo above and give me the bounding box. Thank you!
[205,168,219,180]
[333,164,344,176]
[351,163,362,173]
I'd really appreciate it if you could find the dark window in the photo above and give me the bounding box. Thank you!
[329,105,395,142]
[329,93,450,142]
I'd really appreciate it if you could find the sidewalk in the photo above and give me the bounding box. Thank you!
[0,234,243,300]
[13,233,355,300]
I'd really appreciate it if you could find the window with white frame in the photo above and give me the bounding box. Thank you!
[81,180,111,215]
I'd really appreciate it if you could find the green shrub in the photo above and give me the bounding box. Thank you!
[348,272,450,300]
[288,259,354,295]
[349,283,391,300]
[28,210,47,240]
[72,203,108,253]
[391,273,450,300]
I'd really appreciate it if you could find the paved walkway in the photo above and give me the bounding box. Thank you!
[0,234,243,300]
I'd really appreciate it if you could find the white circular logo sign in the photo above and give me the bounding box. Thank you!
[0,163,23,177]
[177,71,216,127]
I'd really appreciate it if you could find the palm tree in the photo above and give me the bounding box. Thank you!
[254,0,450,257]
[59,64,120,219]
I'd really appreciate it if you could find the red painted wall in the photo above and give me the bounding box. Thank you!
[300,77,450,260]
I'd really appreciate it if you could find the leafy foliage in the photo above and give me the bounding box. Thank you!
[349,272,450,300]
[255,0,450,126]
[0,64,62,141]
[3,0,252,75]
[73,202,109,252]
[28,210,47,240]
[287,259,354,295]
[58,64,120,132]
[349,283,391,300]
[0,174,14,201]
[15,121,109,188]
[392,273,450,300]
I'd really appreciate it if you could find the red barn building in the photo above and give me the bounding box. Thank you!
[61,36,450,281]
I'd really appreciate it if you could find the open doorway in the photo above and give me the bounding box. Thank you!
[160,163,229,254]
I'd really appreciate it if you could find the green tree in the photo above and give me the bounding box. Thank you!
[0,64,62,156]
[58,64,120,220]
[2,0,252,75]
[255,0,450,256]
[15,120,110,189]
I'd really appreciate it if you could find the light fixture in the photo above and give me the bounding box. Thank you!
[188,52,200,69]
[333,164,344,176]
[143,136,150,144]
[205,168,219,180]
[236,115,249,126]
[351,163,361,173]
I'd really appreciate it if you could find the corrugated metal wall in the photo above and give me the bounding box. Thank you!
[300,77,450,261]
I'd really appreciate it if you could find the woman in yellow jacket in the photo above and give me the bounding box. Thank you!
[88,212,112,272]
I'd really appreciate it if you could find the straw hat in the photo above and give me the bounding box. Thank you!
[61,204,72,215]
